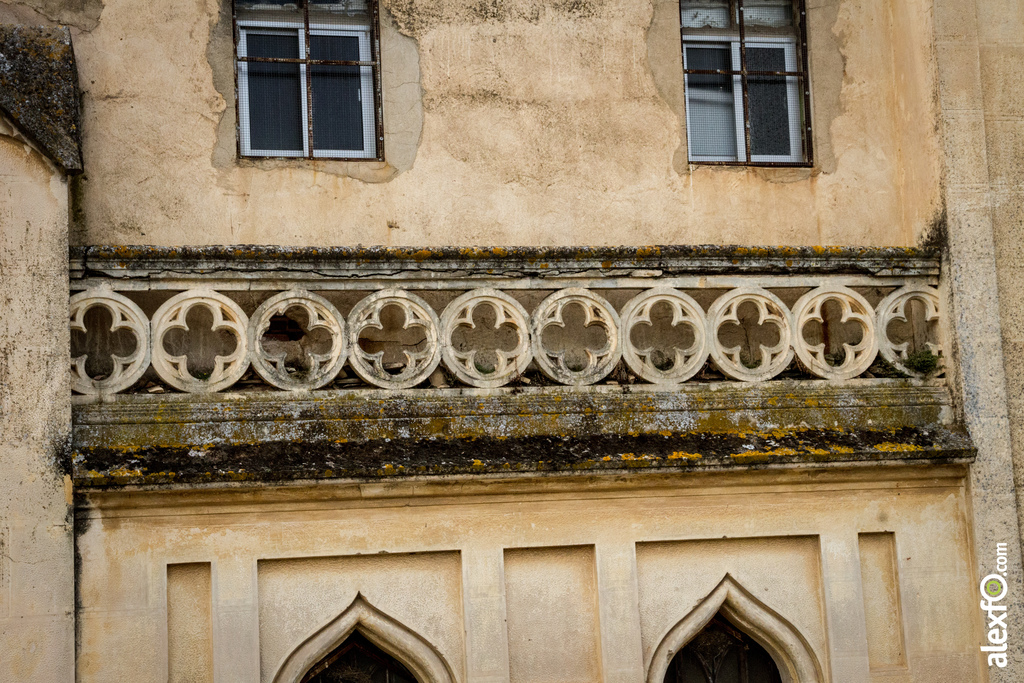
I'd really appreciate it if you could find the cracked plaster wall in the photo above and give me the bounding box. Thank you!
[0,121,74,681]
[2,0,941,247]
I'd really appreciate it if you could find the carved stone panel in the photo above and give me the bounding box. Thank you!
[620,287,708,385]
[347,289,442,390]
[707,288,794,382]
[248,289,347,391]
[440,289,532,388]
[792,287,877,381]
[531,288,621,386]
[151,289,250,393]
[70,288,151,395]
[876,286,943,378]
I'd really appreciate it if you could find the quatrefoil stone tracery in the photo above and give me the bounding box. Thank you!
[440,289,532,388]
[248,290,347,391]
[707,287,794,382]
[70,289,151,395]
[531,288,621,386]
[792,286,878,381]
[347,289,442,390]
[876,285,942,377]
[620,287,708,385]
[150,290,250,393]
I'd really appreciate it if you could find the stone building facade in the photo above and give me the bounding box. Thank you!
[0,0,1021,681]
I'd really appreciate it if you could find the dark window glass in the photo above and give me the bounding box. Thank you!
[310,35,365,152]
[685,45,737,159]
[247,33,304,152]
[300,631,417,683]
[664,615,783,683]
[747,47,790,157]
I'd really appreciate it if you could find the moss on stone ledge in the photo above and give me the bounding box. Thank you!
[73,425,973,488]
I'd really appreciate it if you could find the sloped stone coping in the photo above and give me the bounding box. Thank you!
[72,380,971,487]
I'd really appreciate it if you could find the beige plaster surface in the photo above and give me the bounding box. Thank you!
[75,467,985,683]
[1,0,942,247]
[0,125,74,681]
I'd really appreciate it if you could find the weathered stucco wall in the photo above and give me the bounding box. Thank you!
[0,121,74,681]
[75,467,986,682]
[0,0,942,247]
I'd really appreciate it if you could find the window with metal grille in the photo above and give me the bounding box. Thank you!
[680,0,811,165]
[299,631,417,683]
[233,0,383,160]
[665,615,783,683]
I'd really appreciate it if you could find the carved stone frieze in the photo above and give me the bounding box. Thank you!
[69,262,945,395]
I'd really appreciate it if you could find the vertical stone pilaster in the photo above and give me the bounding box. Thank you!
[936,0,1024,678]
[820,532,872,682]
[595,543,644,683]
[461,546,511,683]
[213,557,260,683]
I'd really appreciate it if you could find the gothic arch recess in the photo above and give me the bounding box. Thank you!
[271,594,457,683]
[646,575,824,683]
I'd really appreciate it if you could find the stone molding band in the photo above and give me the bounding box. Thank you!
[69,283,942,395]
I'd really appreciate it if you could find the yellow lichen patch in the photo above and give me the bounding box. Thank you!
[770,447,800,456]
[619,453,658,462]
[659,430,672,437]
[874,442,924,452]
[107,467,144,478]
[667,451,701,459]
[730,451,772,460]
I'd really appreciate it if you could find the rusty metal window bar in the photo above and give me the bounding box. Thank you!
[233,0,384,160]
[680,0,812,166]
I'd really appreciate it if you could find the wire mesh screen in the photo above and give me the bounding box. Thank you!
[234,0,382,160]
[680,0,811,165]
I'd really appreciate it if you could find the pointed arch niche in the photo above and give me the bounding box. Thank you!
[646,575,824,683]
[271,594,457,683]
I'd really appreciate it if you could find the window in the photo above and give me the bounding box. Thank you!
[665,615,783,683]
[679,0,811,165]
[300,630,417,683]
[233,0,383,160]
